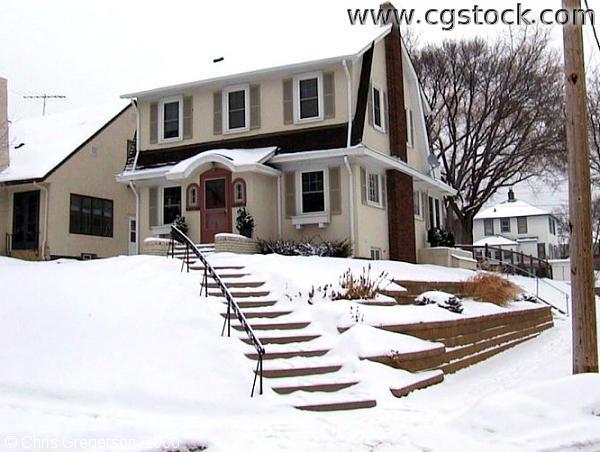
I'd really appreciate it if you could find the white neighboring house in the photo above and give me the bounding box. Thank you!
[473,189,560,260]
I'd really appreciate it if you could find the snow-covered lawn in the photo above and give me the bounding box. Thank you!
[0,254,599,451]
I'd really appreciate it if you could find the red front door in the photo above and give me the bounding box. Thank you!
[200,169,232,242]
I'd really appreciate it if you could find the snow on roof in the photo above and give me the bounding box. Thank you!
[121,25,391,98]
[0,100,130,183]
[166,147,276,180]
[473,236,519,247]
[474,200,550,220]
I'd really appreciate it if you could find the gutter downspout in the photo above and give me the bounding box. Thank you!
[277,175,283,239]
[342,59,356,257]
[130,99,141,254]
[33,182,49,260]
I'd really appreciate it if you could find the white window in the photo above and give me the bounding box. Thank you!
[501,217,511,233]
[367,172,383,207]
[299,170,327,213]
[293,72,323,123]
[414,190,423,220]
[406,107,414,147]
[163,186,182,224]
[223,84,250,133]
[484,218,494,236]
[159,96,183,143]
[428,196,442,228]
[372,86,385,132]
[370,247,382,260]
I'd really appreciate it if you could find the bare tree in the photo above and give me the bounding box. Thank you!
[412,29,565,243]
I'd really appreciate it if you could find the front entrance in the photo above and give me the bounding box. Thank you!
[200,169,232,243]
[12,190,40,251]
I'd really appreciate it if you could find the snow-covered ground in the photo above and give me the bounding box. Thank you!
[0,254,599,451]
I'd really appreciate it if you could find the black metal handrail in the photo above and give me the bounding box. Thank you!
[169,225,265,396]
[458,243,553,279]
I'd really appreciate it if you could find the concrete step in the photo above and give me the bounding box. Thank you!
[226,299,278,309]
[261,364,342,378]
[242,334,320,345]
[221,310,293,319]
[209,290,270,298]
[390,371,445,398]
[295,399,376,412]
[207,281,265,289]
[273,381,359,395]
[245,349,329,360]
[218,273,250,279]
[233,321,311,331]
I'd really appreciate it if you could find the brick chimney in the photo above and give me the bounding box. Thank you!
[380,2,417,263]
[508,188,516,202]
[0,77,8,171]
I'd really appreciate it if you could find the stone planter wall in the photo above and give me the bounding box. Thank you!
[142,238,171,256]
[417,247,477,270]
[214,233,259,254]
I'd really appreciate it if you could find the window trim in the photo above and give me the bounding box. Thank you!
[232,178,247,207]
[293,72,324,124]
[69,193,114,238]
[161,185,182,226]
[186,183,200,211]
[500,217,511,233]
[484,218,495,236]
[428,195,442,228]
[295,169,329,215]
[406,107,414,148]
[222,84,250,134]
[366,171,383,208]
[372,85,386,133]
[414,190,423,220]
[370,247,382,260]
[517,216,528,234]
[158,95,183,143]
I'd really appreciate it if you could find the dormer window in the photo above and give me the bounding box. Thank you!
[294,72,323,123]
[159,96,183,143]
[223,84,249,133]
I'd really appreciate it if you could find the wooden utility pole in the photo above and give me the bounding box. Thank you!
[562,0,598,373]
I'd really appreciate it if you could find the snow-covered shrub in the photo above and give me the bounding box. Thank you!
[515,293,539,304]
[258,238,351,257]
[171,215,188,240]
[296,265,390,304]
[349,305,364,323]
[235,208,255,238]
[427,227,455,247]
[463,273,522,306]
[415,291,464,314]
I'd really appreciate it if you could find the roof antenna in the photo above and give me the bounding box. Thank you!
[23,93,66,116]
[213,57,224,63]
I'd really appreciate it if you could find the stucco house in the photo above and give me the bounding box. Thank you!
[473,189,560,260]
[0,81,137,260]
[117,11,456,261]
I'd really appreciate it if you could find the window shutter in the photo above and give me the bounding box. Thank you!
[383,91,389,133]
[283,79,293,124]
[329,167,342,215]
[213,91,222,135]
[360,167,367,205]
[150,102,158,144]
[250,85,261,130]
[367,84,374,127]
[381,174,387,208]
[149,187,158,227]
[183,96,193,139]
[284,172,296,218]
[323,72,335,119]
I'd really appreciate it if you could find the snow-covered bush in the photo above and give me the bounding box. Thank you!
[427,227,455,247]
[463,273,522,306]
[415,291,464,314]
[171,215,188,239]
[235,208,255,238]
[515,293,539,304]
[258,238,351,257]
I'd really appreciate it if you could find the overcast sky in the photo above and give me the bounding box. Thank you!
[0,0,596,210]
